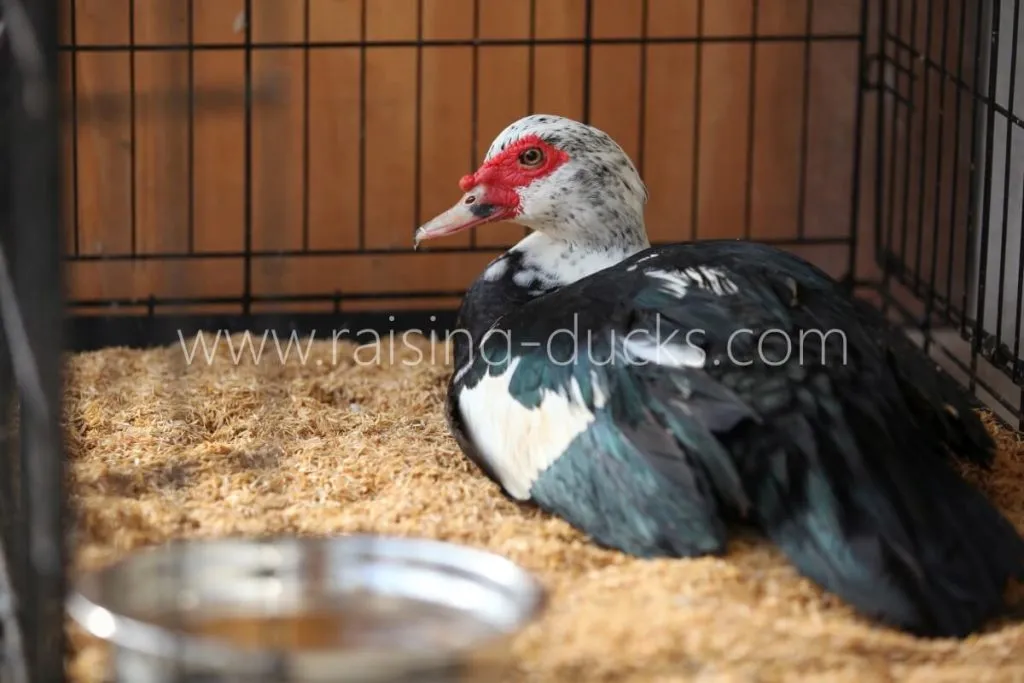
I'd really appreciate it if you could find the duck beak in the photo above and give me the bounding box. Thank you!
[413,191,512,249]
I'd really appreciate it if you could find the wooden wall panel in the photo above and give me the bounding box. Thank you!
[58,0,892,316]
[192,50,246,254]
[699,5,754,239]
[306,48,363,251]
[307,0,362,42]
[643,3,699,243]
[192,0,244,44]
[418,46,475,243]
[750,4,808,241]
[130,2,190,303]
[71,1,133,260]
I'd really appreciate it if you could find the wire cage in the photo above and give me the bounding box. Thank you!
[872,0,1024,428]
[0,0,1021,680]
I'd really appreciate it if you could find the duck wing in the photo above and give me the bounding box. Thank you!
[447,241,1024,638]
[848,293,996,468]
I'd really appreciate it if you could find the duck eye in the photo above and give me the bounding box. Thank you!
[518,147,544,167]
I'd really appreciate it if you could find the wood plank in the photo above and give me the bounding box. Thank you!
[531,0,586,122]
[133,0,190,257]
[67,251,501,301]
[249,0,307,301]
[308,0,363,42]
[640,4,699,243]
[59,46,77,254]
[192,50,246,253]
[532,45,585,118]
[305,0,364,247]
[73,35,133,264]
[749,42,806,240]
[696,44,752,238]
[363,48,418,248]
[757,0,808,36]
[59,0,73,257]
[703,0,753,37]
[366,0,418,40]
[58,0,72,44]
[252,253,499,296]
[69,258,243,302]
[647,0,699,38]
[423,0,475,39]
[417,46,475,245]
[131,0,192,304]
[307,48,362,250]
[251,48,305,254]
[333,297,463,313]
[251,0,305,42]
[641,43,696,243]
[746,4,808,242]
[803,43,859,240]
[479,0,531,39]
[534,0,585,39]
[589,0,643,164]
[193,0,244,44]
[73,0,130,44]
[811,0,862,34]
[592,0,643,39]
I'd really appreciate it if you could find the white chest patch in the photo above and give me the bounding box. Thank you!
[509,232,636,291]
[456,356,606,500]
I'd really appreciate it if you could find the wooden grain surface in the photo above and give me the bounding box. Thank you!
[58,0,876,316]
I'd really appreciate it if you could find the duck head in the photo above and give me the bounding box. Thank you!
[414,114,651,252]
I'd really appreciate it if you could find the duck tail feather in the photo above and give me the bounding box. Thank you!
[747,399,1024,638]
[853,298,995,468]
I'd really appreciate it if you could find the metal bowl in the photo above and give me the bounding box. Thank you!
[68,534,547,682]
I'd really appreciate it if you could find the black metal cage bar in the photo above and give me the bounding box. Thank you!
[0,0,67,681]
[872,0,1024,426]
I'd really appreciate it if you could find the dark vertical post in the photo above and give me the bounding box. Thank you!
[5,0,66,680]
[845,0,870,289]
[581,0,592,124]
[971,0,1000,383]
[873,0,887,262]
[690,0,704,241]
[0,0,16,585]
[242,0,254,317]
[0,12,25,683]
[468,0,479,249]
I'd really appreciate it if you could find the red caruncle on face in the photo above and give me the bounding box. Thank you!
[458,134,570,216]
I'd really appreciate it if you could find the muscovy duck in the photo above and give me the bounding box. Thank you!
[413,114,1024,638]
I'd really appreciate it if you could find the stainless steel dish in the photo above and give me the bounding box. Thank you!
[67,534,547,682]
